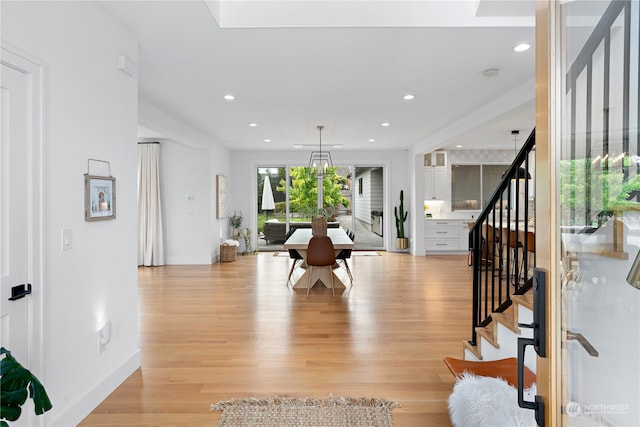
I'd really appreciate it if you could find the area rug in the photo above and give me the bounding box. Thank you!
[210,395,400,427]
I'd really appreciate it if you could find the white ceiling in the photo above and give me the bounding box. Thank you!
[98,1,540,152]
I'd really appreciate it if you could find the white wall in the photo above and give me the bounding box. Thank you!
[138,100,232,264]
[229,149,409,251]
[151,141,213,264]
[2,2,140,425]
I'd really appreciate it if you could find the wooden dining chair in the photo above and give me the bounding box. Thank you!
[305,235,336,296]
[285,229,304,286]
[335,228,354,285]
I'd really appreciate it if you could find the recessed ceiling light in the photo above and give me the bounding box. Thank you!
[333,144,344,149]
[514,43,530,52]
[264,139,271,143]
[381,122,390,127]
[403,94,415,101]
[223,94,235,100]
[249,123,258,127]
[293,144,303,149]
[368,138,375,142]
[456,145,463,148]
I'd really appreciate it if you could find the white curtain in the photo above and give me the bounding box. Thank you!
[138,142,165,266]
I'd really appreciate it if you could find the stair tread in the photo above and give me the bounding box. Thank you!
[443,356,536,389]
[492,312,520,334]
[511,293,534,310]
[462,340,482,360]
[475,326,499,348]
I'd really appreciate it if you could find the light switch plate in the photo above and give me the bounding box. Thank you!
[62,229,72,250]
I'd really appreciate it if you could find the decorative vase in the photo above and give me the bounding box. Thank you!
[397,237,408,250]
[232,228,240,238]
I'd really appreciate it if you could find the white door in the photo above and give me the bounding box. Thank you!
[0,49,43,426]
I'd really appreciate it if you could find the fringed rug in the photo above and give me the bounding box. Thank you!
[211,395,399,427]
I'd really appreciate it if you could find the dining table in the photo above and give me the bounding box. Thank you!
[283,228,355,289]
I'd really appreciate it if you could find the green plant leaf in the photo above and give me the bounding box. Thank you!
[29,380,53,415]
[0,347,52,423]
[1,388,29,406]
[0,404,22,422]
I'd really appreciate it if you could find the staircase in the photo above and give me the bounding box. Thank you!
[462,293,537,373]
[460,128,536,363]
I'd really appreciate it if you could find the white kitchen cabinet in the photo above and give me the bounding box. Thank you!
[459,221,472,251]
[425,167,449,200]
[424,151,447,167]
[424,219,470,253]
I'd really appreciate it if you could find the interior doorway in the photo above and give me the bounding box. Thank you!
[352,166,384,250]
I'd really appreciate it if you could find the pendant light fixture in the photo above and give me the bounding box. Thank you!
[308,125,333,178]
[512,130,532,179]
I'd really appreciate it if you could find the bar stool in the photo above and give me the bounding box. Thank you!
[502,228,523,286]
[481,224,501,269]
[523,231,535,280]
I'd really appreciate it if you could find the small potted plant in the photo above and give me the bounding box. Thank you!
[230,211,243,238]
[394,190,409,250]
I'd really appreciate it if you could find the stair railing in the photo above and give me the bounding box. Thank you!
[469,129,536,346]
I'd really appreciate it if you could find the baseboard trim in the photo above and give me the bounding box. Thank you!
[48,350,140,427]
[165,256,214,265]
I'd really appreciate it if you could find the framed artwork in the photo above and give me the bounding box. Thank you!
[216,174,227,219]
[84,174,116,221]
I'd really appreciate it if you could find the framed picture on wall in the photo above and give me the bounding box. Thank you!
[84,174,116,221]
[216,174,227,219]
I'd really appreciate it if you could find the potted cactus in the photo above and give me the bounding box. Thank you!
[394,190,409,250]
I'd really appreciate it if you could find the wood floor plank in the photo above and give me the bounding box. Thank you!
[79,252,472,426]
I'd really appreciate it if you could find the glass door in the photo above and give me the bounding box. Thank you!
[257,166,287,251]
[558,1,640,425]
[353,166,384,250]
[257,165,351,251]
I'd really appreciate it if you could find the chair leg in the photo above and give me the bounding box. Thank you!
[329,266,335,296]
[307,266,313,296]
[342,260,353,284]
[287,259,299,285]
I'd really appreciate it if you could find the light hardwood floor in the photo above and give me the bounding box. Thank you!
[79,252,473,426]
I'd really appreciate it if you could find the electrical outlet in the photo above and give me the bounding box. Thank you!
[98,333,106,354]
[98,321,111,354]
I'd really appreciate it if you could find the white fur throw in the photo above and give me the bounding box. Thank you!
[448,373,537,427]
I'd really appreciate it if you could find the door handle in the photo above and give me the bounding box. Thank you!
[516,268,546,426]
[566,331,599,357]
[9,283,32,301]
[518,337,545,425]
